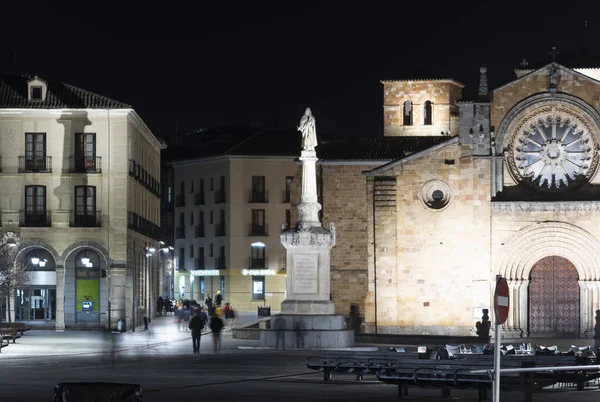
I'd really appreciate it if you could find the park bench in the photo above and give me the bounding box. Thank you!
[377,356,536,401]
[0,322,31,335]
[0,334,9,353]
[0,327,21,344]
[306,349,422,381]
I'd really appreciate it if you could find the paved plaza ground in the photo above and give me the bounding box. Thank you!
[1,314,599,401]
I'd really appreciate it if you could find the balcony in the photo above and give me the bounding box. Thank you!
[215,223,226,237]
[70,156,102,173]
[196,258,205,270]
[19,156,52,173]
[249,190,268,203]
[195,225,205,238]
[215,256,226,270]
[70,211,101,227]
[175,194,185,207]
[20,210,51,227]
[175,226,185,239]
[194,192,205,205]
[283,190,291,203]
[249,224,268,236]
[214,189,226,204]
[249,256,268,269]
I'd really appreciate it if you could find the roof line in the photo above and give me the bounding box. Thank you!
[380,78,465,87]
[495,62,600,93]
[363,136,459,176]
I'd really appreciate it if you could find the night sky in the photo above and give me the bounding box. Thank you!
[2,2,600,139]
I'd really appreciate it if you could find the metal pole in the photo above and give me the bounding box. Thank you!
[493,312,501,402]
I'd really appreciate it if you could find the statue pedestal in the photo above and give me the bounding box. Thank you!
[260,225,353,348]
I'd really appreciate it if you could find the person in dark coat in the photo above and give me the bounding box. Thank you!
[215,291,223,306]
[188,309,208,354]
[209,313,224,353]
[156,296,164,316]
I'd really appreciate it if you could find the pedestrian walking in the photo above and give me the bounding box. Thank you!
[223,302,236,331]
[189,309,208,354]
[156,296,164,316]
[209,313,224,353]
[215,290,223,306]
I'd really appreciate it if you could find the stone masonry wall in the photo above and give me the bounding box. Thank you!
[380,143,492,335]
[382,80,463,137]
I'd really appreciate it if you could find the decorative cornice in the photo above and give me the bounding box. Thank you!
[280,222,336,248]
[492,201,600,213]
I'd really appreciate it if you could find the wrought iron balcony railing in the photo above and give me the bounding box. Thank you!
[19,156,52,173]
[20,210,51,227]
[70,211,101,227]
[175,226,185,239]
[214,189,226,204]
[249,257,268,269]
[249,224,268,236]
[215,257,226,270]
[215,223,226,237]
[175,194,185,207]
[70,156,102,173]
[196,258,205,270]
[249,190,268,203]
[194,192,205,205]
[195,225,205,238]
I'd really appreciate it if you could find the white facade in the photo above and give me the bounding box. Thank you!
[0,75,163,331]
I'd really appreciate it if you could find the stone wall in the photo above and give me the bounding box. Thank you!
[370,143,492,335]
[382,80,463,137]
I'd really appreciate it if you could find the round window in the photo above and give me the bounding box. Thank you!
[420,180,453,211]
[506,105,599,192]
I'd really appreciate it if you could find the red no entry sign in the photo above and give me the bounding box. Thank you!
[494,277,510,324]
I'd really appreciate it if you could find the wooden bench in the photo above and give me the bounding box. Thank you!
[306,350,423,381]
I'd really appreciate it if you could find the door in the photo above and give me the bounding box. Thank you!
[528,256,580,336]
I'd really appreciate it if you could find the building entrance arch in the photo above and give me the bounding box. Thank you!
[528,256,579,336]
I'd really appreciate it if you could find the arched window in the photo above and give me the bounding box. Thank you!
[403,101,413,126]
[424,101,433,125]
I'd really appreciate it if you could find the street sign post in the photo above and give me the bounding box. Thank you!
[493,276,510,402]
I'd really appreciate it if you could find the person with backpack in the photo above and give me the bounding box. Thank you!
[188,308,208,354]
[223,302,235,331]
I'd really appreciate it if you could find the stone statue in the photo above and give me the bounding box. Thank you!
[298,107,317,151]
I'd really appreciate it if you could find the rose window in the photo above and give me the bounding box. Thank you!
[509,112,598,190]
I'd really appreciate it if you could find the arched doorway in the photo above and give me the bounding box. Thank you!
[528,256,579,336]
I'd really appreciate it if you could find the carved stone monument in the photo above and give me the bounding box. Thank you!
[260,107,354,348]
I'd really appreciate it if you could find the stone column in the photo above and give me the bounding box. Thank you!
[55,266,65,331]
[297,150,321,228]
[519,280,529,336]
[110,266,127,331]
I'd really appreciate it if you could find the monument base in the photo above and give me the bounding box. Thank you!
[260,313,354,348]
[281,299,335,315]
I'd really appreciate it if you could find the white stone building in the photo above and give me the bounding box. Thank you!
[164,127,299,312]
[0,74,164,331]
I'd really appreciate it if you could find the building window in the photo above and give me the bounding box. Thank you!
[74,185,97,226]
[285,209,291,229]
[210,178,214,191]
[31,86,43,100]
[251,209,266,236]
[221,275,225,298]
[209,243,213,257]
[23,185,48,226]
[190,212,194,226]
[190,244,194,258]
[179,247,185,270]
[252,276,265,300]
[251,175,267,203]
[74,133,97,172]
[424,100,433,125]
[218,246,226,269]
[197,247,204,269]
[180,180,185,195]
[209,210,213,224]
[190,179,194,193]
[24,132,47,171]
[403,100,413,126]
[284,176,293,203]
[251,244,266,268]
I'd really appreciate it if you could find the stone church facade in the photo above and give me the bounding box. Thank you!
[312,61,600,338]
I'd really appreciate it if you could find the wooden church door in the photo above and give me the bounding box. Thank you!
[528,256,579,336]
